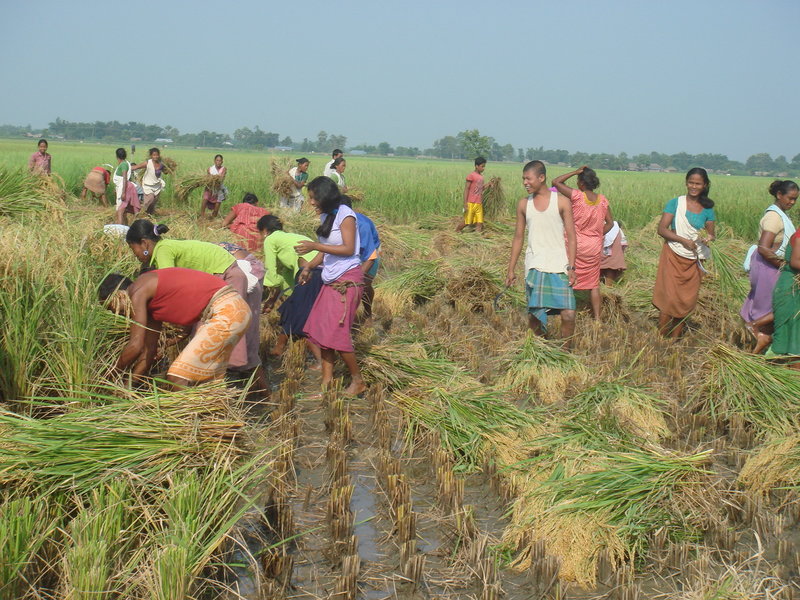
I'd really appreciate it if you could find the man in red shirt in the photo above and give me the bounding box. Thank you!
[456,156,487,233]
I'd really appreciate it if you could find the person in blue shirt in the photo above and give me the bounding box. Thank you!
[342,198,381,320]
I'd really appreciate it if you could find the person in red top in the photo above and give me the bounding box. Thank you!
[221,192,272,252]
[456,156,487,233]
[28,139,52,175]
[99,268,251,387]
[81,166,111,206]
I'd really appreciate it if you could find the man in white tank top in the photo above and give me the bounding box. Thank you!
[506,160,578,343]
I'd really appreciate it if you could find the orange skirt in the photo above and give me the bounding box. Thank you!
[652,244,701,318]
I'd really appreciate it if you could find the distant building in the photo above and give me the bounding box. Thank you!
[350,150,367,156]
[274,146,293,152]
[154,138,174,144]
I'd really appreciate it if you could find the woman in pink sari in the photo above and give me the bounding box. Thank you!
[221,193,271,252]
[552,166,613,319]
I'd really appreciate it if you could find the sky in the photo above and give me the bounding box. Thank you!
[2,0,798,161]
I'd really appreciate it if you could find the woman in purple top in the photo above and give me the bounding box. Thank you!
[295,177,365,396]
[28,139,52,175]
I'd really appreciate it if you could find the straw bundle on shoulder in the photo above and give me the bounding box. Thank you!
[270,158,296,199]
[160,157,178,175]
[173,174,222,204]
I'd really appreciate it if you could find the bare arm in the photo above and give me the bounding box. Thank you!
[463,180,471,211]
[295,216,357,257]
[756,230,783,267]
[790,236,800,271]
[657,212,697,252]
[603,206,614,234]
[297,251,324,284]
[221,209,236,228]
[130,318,162,376]
[130,161,148,170]
[702,220,716,243]
[114,278,156,372]
[558,194,578,286]
[551,166,584,199]
[505,197,528,286]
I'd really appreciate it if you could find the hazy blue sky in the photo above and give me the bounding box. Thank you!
[2,0,797,160]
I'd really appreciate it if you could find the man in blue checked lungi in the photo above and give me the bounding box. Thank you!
[505,160,578,346]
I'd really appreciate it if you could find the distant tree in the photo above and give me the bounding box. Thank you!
[280,136,293,147]
[774,155,789,173]
[316,130,329,151]
[377,141,393,155]
[300,138,314,152]
[458,129,492,159]
[746,153,775,174]
[329,134,347,151]
[432,136,460,159]
[517,148,525,162]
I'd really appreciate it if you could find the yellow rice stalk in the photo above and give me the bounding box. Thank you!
[270,158,296,199]
[738,435,800,494]
[344,187,365,202]
[173,174,221,204]
[160,157,178,175]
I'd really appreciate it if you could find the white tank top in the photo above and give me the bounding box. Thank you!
[524,191,568,274]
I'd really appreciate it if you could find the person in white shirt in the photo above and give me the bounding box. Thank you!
[323,149,343,177]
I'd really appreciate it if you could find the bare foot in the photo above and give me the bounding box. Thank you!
[344,381,367,397]
[307,361,322,371]
[753,332,772,354]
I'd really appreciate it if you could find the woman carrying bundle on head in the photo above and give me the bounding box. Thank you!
[257,214,323,363]
[199,154,229,219]
[221,192,271,253]
[113,147,141,225]
[552,166,613,319]
[327,157,348,193]
[124,219,262,383]
[741,180,798,353]
[131,148,165,215]
[99,269,250,387]
[652,167,716,338]
[294,177,365,395]
[81,166,111,206]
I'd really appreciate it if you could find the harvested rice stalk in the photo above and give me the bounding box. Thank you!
[695,344,800,437]
[481,177,506,220]
[739,435,800,493]
[443,265,505,312]
[344,187,365,202]
[709,243,748,310]
[173,174,222,204]
[362,342,464,389]
[374,259,445,313]
[160,157,178,175]
[270,158,296,199]
[569,382,671,442]
[0,167,65,216]
[497,333,590,403]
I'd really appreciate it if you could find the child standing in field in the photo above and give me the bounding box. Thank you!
[506,160,578,344]
[456,157,487,233]
[199,154,228,218]
[28,139,52,175]
[113,147,140,225]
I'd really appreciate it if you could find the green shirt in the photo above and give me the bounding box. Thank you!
[151,239,235,274]
[263,230,319,289]
[114,161,129,178]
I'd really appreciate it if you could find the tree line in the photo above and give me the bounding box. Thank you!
[1,120,797,176]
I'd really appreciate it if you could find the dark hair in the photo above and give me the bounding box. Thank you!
[308,176,344,238]
[148,147,160,156]
[331,157,346,170]
[214,154,223,161]
[98,273,132,302]
[474,156,487,166]
[332,149,343,158]
[685,167,714,209]
[37,138,48,147]
[126,219,169,244]
[116,147,127,160]
[242,192,259,205]
[578,167,600,191]
[296,157,309,165]
[523,160,547,176]
[257,214,284,233]
[769,179,799,199]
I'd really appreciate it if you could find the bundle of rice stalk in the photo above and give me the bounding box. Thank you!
[394,385,540,470]
[173,174,221,204]
[0,383,250,493]
[568,382,671,442]
[362,342,464,389]
[694,344,800,437]
[270,158,296,199]
[374,259,445,313]
[708,243,748,310]
[0,495,65,598]
[160,157,178,175]
[140,456,273,598]
[443,265,504,312]
[344,187,365,202]
[481,176,506,220]
[738,434,800,493]
[0,167,63,217]
[505,440,711,586]
[497,333,590,403]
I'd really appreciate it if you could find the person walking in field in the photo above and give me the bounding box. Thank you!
[456,157,487,233]
[113,148,141,225]
[506,160,578,343]
[80,166,111,207]
[131,148,166,215]
[199,154,228,219]
[741,180,798,353]
[28,139,52,175]
[552,166,613,319]
[652,167,716,338]
[99,269,250,387]
[282,157,310,211]
[324,149,343,177]
[327,157,348,192]
[294,177,366,396]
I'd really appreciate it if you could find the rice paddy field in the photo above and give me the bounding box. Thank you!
[2,137,800,600]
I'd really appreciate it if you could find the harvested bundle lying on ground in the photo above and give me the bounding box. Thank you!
[375,258,445,312]
[362,342,464,389]
[0,167,65,216]
[481,176,506,219]
[497,333,591,403]
[568,381,671,442]
[738,434,800,493]
[173,173,223,204]
[502,419,714,586]
[270,158,295,199]
[443,265,506,312]
[694,344,800,438]
[0,383,249,493]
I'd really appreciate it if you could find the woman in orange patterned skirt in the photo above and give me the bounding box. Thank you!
[99,268,251,387]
